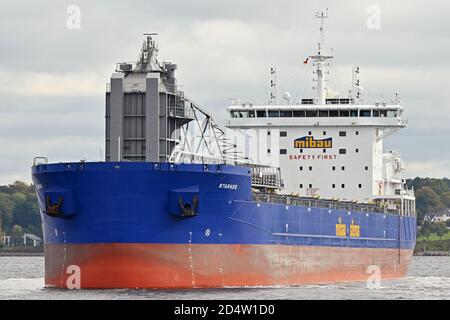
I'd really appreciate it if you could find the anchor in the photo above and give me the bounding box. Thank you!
[178,195,199,217]
[45,195,63,217]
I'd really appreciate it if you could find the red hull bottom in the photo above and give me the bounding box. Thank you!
[45,244,414,289]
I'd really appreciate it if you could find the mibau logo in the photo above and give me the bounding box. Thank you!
[294,136,333,149]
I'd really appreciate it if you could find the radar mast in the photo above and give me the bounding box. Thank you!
[310,9,333,105]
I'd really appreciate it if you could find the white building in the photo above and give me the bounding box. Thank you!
[226,11,415,215]
[434,211,450,223]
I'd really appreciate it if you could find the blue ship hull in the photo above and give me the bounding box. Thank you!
[32,162,416,288]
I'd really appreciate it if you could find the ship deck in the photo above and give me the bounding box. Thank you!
[252,192,399,215]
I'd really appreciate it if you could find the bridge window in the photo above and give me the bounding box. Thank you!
[230,111,239,118]
[280,110,293,117]
[257,110,267,118]
[248,110,255,118]
[360,110,371,117]
[380,110,388,117]
[268,110,280,118]
[387,110,398,117]
[340,110,350,117]
[235,111,248,118]
[319,110,329,117]
[329,110,339,117]
[293,110,306,117]
[373,109,380,117]
[306,110,318,117]
[350,110,358,117]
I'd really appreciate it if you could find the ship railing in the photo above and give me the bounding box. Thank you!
[32,157,48,167]
[248,165,283,190]
[169,150,247,166]
[105,81,185,95]
[168,152,283,190]
[162,82,185,97]
[122,83,146,92]
[168,105,194,118]
[252,193,392,214]
[394,188,415,197]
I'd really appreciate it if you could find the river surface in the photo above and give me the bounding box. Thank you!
[0,256,449,300]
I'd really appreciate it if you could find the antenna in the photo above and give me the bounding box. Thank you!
[269,67,278,105]
[310,9,333,105]
[393,92,401,105]
[350,66,357,100]
[315,8,329,55]
[353,67,363,103]
[139,33,159,65]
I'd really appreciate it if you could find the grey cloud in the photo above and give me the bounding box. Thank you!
[0,0,449,183]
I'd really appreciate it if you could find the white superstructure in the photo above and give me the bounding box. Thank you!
[226,10,415,214]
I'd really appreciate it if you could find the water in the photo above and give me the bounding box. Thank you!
[0,256,449,300]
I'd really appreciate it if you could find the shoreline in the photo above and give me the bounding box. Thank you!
[0,247,44,257]
[0,252,44,256]
[414,251,450,257]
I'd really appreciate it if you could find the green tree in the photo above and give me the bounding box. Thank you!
[11,224,23,245]
[413,178,449,195]
[9,181,31,194]
[0,193,14,232]
[441,192,450,208]
[435,222,448,240]
[420,221,433,240]
[415,187,444,214]
[11,192,41,236]
[0,181,42,238]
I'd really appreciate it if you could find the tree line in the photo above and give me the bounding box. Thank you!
[406,177,450,224]
[0,178,449,243]
[0,181,41,243]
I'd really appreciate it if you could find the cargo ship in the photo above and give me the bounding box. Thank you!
[32,12,416,289]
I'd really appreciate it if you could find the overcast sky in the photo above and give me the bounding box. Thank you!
[0,0,449,184]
